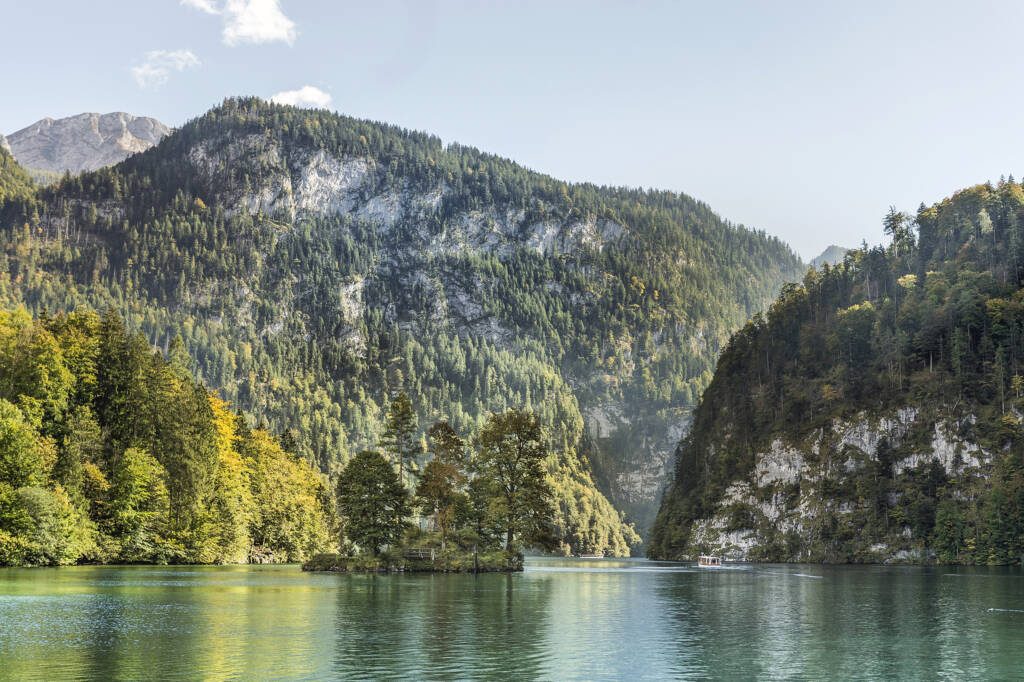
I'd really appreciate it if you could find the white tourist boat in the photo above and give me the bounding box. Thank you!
[698,555,723,568]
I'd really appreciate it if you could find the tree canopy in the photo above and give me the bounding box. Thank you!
[0,307,334,566]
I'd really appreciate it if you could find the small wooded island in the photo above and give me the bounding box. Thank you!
[304,405,558,574]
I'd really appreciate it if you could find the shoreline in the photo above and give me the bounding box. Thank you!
[300,551,525,574]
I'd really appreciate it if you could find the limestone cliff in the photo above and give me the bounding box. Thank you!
[7,112,168,174]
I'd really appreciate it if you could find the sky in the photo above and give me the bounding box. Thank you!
[3,0,1024,259]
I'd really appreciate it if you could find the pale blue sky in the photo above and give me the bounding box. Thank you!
[3,0,1023,258]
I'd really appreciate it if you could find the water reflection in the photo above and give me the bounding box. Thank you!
[1,560,1022,680]
[655,563,1024,681]
[330,572,552,679]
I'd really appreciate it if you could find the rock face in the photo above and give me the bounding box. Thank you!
[6,113,169,174]
[179,135,689,534]
[684,407,990,563]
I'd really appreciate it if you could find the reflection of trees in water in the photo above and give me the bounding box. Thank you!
[331,573,552,679]
[3,565,229,679]
[8,563,1024,678]
[802,565,1021,679]
[463,573,551,678]
[655,566,839,677]
[648,569,710,677]
[0,567,111,679]
[77,566,211,679]
[82,565,338,679]
[655,564,1024,679]
[331,575,417,677]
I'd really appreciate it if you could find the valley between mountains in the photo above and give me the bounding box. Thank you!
[0,99,805,556]
[5,99,1017,566]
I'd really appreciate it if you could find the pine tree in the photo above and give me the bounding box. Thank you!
[380,391,419,486]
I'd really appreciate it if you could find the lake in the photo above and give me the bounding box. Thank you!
[1,558,1022,680]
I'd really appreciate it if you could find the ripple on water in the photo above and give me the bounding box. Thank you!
[1,561,1023,680]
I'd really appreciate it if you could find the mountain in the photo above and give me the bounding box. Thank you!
[6,112,169,174]
[810,244,849,268]
[649,180,1024,565]
[0,97,805,553]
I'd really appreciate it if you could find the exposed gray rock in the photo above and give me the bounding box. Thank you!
[7,112,169,174]
[181,134,677,532]
[690,407,991,562]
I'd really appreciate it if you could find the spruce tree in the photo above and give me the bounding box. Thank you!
[380,391,419,486]
[336,450,409,556]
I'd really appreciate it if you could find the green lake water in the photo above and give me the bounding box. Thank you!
[1,558,1022,680]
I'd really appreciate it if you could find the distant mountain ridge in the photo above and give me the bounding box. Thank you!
[6,112,169,174]
[810,244,849,268]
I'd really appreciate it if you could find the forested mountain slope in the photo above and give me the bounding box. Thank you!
[650,180,1024,564]
[0,98,804,552]
[0,147,35,207]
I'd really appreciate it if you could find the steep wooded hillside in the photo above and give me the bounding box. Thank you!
[651,180,1024,564]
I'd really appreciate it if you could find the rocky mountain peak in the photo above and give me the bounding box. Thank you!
[6,112,169,174]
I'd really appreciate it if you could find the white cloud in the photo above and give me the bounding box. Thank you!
[270,86,333,109]
[131,50,201,89]
[180,0,219,14]
[224,0,297,46]
[182,0,298,46]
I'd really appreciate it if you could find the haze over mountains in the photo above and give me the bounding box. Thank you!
[810,245,849,268]
[5,112,169,175]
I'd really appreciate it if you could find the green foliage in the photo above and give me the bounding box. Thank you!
[380,391,420,485]
[0,148,36,213]
[246,429,335,562]
[106,447,171,562]
[336,410,596,562]
[0,307,335,566]
[0,399,48,488]
[476,409,557,552]
[415,458,467,553]
[650,178,1024,564]
[1,484,93,566]
[336,450,410,555]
